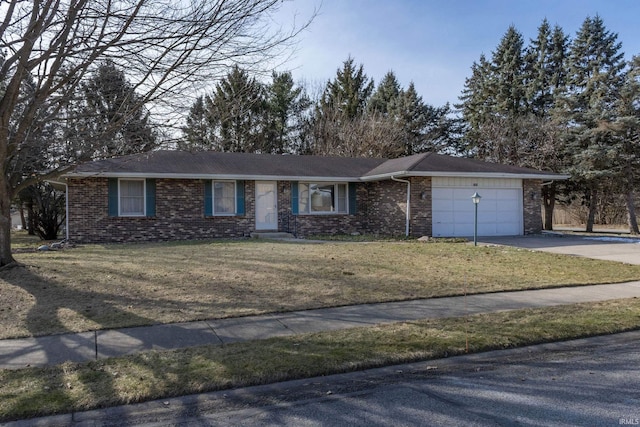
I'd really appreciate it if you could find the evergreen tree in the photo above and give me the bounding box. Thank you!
[562,15,626,232]
[180,95,219,150]
[523,20,571,229]
[390,83,450,155]
[492,26,526,116]
[457,54,495,153]
[210,66,266,152]
[611,55,640,233]
[320,56,374,120]
[75,61,158,160]
[263,71,310,154]
[368,71,401,115]
[525,20,570,116]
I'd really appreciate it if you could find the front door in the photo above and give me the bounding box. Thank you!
[255,181,278,230]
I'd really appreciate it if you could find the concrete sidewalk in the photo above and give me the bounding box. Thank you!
[2,281,640,370]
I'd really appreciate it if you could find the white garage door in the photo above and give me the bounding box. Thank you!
[432,177,523,237]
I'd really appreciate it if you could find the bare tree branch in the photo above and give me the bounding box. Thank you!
[0,0,314,264]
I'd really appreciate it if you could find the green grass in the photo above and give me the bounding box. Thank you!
[1,298,639,422]
[2,239,640,339]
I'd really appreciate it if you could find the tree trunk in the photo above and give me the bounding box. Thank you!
[586,188,597,233]
[19,202,26,230]
[27,199,35,235]
[0,177,16,266]
[542,182,556,231]
[626,190,639,235]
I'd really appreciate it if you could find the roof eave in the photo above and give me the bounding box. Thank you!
[62,172,361,182]
[64,170,571,182]
[361,171,570,181]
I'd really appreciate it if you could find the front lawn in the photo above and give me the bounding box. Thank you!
[2,238,640,339]
[2,298,640,422]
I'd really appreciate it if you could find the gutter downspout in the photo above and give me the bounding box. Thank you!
[391,176,410,237]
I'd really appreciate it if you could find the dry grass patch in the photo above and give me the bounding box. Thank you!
[2,239,640,338]
[1,298,639,422]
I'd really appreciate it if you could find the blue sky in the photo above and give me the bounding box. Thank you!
[275,0,640,107]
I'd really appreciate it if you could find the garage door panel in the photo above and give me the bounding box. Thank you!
[432,183,523,237]
[454,212,473,223]
[454,223,475,236]
[478,223,498,235]
[477,211,498,223]
[432,211,451,222]
[497,199,519,211]
[432,223,455,237]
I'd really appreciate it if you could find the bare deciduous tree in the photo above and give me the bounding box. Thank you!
[310,107,405,158]
[473,114,569,230]
[0,0,311,266]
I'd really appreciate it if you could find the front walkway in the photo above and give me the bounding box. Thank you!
[2,281,640,370]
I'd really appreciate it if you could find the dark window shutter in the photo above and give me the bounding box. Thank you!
[348,182,357,215]
[145,179,156,217]
[291,181,298,215]
[236,180,245,215]
[108,178,119,217]
[204,180,213,216]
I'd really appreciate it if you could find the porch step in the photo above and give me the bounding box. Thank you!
[250,232,295,240]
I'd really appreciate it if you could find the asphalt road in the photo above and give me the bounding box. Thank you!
[15,330,640,426]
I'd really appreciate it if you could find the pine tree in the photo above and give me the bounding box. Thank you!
[320,56,374,120]
[181,95,220,150]
[525,20,569,116]
[389,83,450,155]
[263,71,310,154]
[563,15,626,232]
[611,56,640,233]
[211,65,266,152]
[523,20,571,230]
[457,54,495,153]
[77,61,158,160]
[368,71,401,115]
[492,26,526,116]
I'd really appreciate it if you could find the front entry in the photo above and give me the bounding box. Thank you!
[255,181,278,230]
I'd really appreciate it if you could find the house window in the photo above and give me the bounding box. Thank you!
[119,179,145,216]
[298,183,348,214]
[213,180,236,214]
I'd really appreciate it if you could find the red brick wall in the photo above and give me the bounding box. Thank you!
[364,180,407,235]
[68,178,386,242]
[409,176,432,237]
[67,177,254,243]
[523,179,543,234]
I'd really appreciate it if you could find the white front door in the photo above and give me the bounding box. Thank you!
[255,181,278,230]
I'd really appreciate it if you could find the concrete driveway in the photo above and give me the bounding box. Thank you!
[478,233,640,265]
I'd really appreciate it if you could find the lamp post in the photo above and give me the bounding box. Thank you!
[471,192,481,246]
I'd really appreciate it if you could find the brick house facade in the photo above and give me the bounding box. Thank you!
[62,151,565,243]
[66,177,546,244]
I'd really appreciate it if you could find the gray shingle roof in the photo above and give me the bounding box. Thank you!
[70,151,385,179]
[362,152,561,178]
[66,150,567,180]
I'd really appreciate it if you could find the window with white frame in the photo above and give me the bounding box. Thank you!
[298,183,347,214]
[119,179,145,216]
[213,180,236,214]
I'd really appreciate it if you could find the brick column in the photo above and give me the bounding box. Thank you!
[523,179,542,234]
